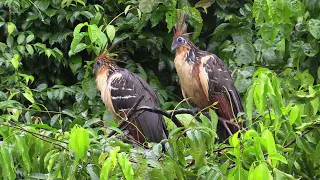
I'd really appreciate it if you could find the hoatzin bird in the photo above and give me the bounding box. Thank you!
[93,49,168,144]
[171,15,244,141]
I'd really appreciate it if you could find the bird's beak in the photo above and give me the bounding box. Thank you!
[171,42,178,51]
[93,65,98,74]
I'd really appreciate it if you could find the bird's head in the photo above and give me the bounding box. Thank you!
[171,11,188,51]
[171,35,188,51]
[93,52,114,75]
[93,44,119,75]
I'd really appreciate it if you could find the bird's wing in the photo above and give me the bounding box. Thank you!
[108,69,168,143]
[198,54,243,120]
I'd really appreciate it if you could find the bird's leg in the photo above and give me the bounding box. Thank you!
[218,117,241,137]
[219,118,233,136]
[220,117,241,129]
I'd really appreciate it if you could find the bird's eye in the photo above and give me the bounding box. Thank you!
[177,37,183,43]
[96,60,102,66]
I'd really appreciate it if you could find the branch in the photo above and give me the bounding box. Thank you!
[0,123,69,151]
[186,145,234,168]
[8,122,67,144]
[135,106,184,128]
[283,129,311,148]
[108,96,144,138]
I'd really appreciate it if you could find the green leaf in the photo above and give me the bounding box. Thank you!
[37,83,48,92]
[91,12,102,25]
[7,22,15,35]
[17,34,25,44]
[245,86,254,126]
[70,23,88,53]
[35,0,50,11]
[106,25,116,42]
[137,9,142,20]
[236,43,255,65]
[15,135,32,173]
[10,54,19,70]
[100,147,120,180]
[44,49,52,58]
[274,168,295,180]
[69,126,90,160]
[88,24,99,43]
[83,118,101,128]
[308,19,320,39]
[259,22,279,45]
[26,44,34,55]
[289,106,299,125]
[187,7,203,39]
[254,138,265,161]
[0,142,16,180]
[276,38,285,51]
[26,34,35,43]
[261,129,276,154]
[139,0,154,13]
[17,45,25,54]
[268,153,288,164]
[23,92,35,104]
[152,143,163,157]
[96,31,108,48]
[117,153,134,180]
[82,77,97,99]
[74,43,87,54]
[209,109,218,136]
[195,0,213,9]
[165,10,176,33]
[69,55,82,75]
[268,93,281,119]
[296,137,315,154]
[6,36,13,48]
[50,114,60,126]
[254,163,271,180]
[310,97,319,116]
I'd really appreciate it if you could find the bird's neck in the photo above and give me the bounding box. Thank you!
[176,42,203,65]
[95,66,112,92]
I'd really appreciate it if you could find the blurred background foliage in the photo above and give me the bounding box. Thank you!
[0,0,320,179]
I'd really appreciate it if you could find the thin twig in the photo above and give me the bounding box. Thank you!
[107,96,144,138]
[213,146,234,152]
[283,129,311,148]
[1,123,67,144]
[0,123,69,151]
[135,106,184,128]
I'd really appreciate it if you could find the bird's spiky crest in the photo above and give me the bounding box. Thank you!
[173,11,187,38]
[96,43,119,63]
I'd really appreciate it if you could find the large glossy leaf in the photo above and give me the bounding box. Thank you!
[69,55,82,75]
[69,126,90,160]
[236,43,255,65]
[139,0,154,13]
[308,19,320,39]
[117,153,134,180]
[106,25,116,42]
[82,77,97,99]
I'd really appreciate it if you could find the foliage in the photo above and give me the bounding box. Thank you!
[0,0,320,179]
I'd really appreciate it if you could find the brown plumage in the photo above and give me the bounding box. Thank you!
[171,14,243,141]
[93,50,168,144]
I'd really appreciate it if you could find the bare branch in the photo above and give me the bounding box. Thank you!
[108,96,144,138]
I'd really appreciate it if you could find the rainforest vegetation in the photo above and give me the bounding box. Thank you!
[0,0,320,179]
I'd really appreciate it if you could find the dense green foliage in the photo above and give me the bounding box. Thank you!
[0,0,320,179]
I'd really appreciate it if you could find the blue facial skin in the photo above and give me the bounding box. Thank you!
[171,36,187,51]
[93,59,103,74]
